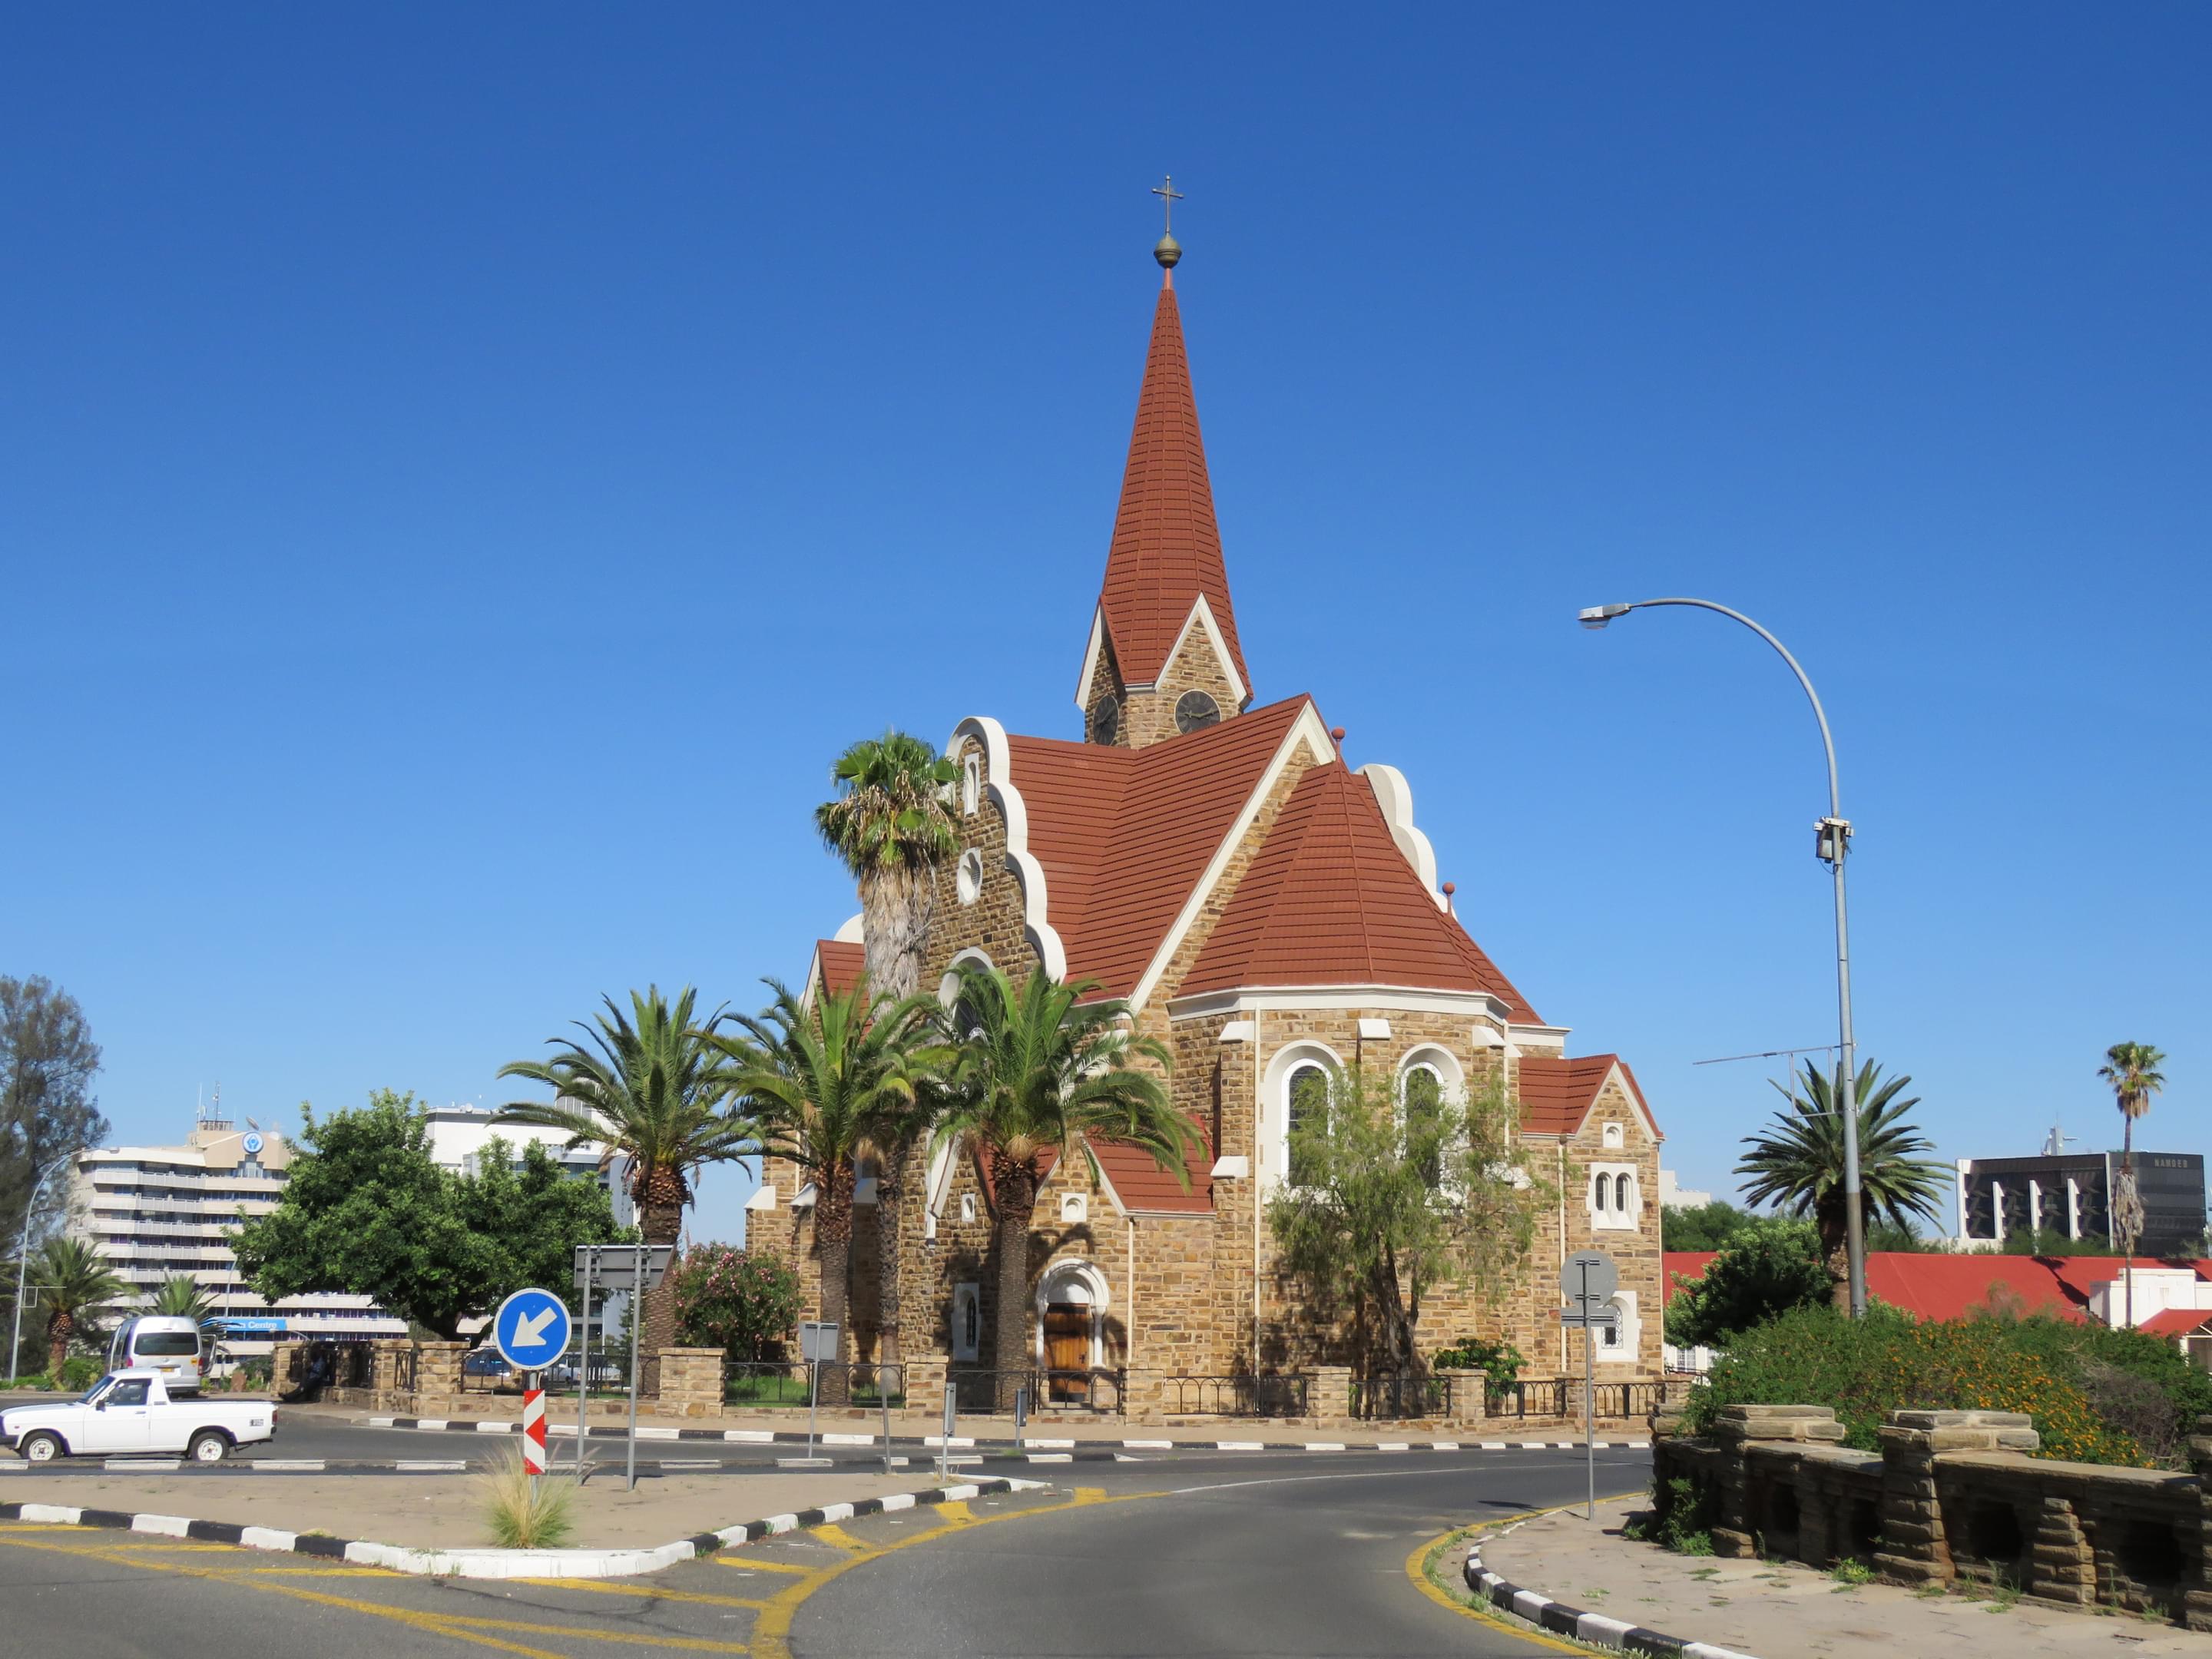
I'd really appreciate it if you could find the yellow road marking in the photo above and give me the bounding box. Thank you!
[513,1575,768,1610]
[713,1553,814,1575]
[806,1524,868,1553]
[1403,1490,1648,1656]
[928,1501,972,1525]
[750,1485,1134,1659]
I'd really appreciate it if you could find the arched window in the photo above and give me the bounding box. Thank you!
[1614,1172,1633,1213]
[1591,1173,1610,1214]
[1286,1062,1330,1187]
[1402,1065,1445,1187]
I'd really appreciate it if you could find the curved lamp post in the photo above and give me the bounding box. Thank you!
[10,1159,64,1379]
[1578,598,1865,1319]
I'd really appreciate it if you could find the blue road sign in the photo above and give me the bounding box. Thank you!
[492,1287,571,1372]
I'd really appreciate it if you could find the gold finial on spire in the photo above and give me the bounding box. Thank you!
[1151,174,1184,269]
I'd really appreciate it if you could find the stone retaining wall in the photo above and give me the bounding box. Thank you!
[1651,1402,2212,1628]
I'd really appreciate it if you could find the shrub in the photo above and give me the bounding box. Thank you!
[673,1243,803,1363]
[1663,1219,1831,1348]
[1689,1303,2145,1465]
[1625,1475,1717,1555]
[1431,1336,1524,1389]
[479,1444,578,1548]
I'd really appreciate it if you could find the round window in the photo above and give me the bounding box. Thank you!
[1091,696,1121,745]
[956,848,985,906]
[1174,690,1221,733]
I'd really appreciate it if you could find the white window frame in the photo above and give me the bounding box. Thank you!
[1263,1041,1343,1192]
[962,753,982,816]
[1601,1121,1625,1150]
[956,848,985,906]
[1598,1290,1641,1364]
[951,1283,982,1361]
[1588,1162,1641,1231]
[1396,1047,1464,1190]
[1059,1190,1088,1224]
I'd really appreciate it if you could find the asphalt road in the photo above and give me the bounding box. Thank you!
[0,1445,1650,1657]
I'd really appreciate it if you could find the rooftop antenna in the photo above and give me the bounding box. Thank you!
[2041,1118,2077,1158]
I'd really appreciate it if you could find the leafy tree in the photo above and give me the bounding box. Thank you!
[151,1274,214,1321]
[1268,1063,1548,1388]
[720,978,942,1402]
[2099,1041,2167,1327]
[233,1091,624,1339]
[672,1243,803,1363]
[1662,1217,1831,1347]
[498,987,759,1388]
[1734,1059,1947,1309]
[814,730,959,1376]
[29,1237,124,1378]
[932,962,1197,1406]
[1661,1199,1757,1251]
[0,976,108,1255]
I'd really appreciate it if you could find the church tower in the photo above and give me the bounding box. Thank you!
[1076,195,1253,749]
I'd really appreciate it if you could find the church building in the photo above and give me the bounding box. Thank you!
[749,220,1664,1402]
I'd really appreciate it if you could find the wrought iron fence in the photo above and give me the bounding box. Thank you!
[946,1366,1124,1415]
[1350,1373,1452,1420]
[1479,1377,1670,1420]
[392,1345,417,1393]
[722,1359,906,1408]
[1485,1377,1570,1419]
[1163,1374,1310,1418]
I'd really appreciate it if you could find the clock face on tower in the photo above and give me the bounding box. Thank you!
[1174,690,1221,734]
[1091,696,1121,745]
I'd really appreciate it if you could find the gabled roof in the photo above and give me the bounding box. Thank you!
[1514,1054,1634,1135]
[1002,696,1319,1000]
[1661,1250,2100,1323]
[809,939,865,1001]
[2138,1307,2212,1337]
[1093,276,1250,693]
[1181,761,1541,1017]
[973,1136,1214,1217]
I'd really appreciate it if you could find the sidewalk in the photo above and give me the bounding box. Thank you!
[1472,1498,2212,1658]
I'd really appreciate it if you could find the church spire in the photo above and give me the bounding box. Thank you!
[1076,184,1252,749]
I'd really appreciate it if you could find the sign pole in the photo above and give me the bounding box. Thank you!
[523,1378,547,1506]
[807,1349,820,1462]
[1583,1263,1596,1521]
[624,1243,644,1493]
[577,1250,593,1476]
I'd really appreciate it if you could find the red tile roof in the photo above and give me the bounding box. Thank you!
[2137,1307,2212,1337]
[1515,1054,1624,1135]
[973,1136,1212,1217]
[1095,279,1250,692]
[1660,1250,2093,1323]
[1005,697,1315,1000]
[1663,1252,1718,1299]
[811,939,865,1001]
[1181,760,1542,1018]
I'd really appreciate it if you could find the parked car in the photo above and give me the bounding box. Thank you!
[0,1369,276,1463]
[105,1316,204,1396]
[462,1349,513,1381]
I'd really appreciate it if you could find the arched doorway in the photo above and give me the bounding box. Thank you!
[1035,1259,1108,1403]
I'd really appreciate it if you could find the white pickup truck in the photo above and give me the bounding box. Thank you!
[0,1369,277,1463]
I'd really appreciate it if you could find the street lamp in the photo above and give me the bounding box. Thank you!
[10,1159,65,1380]
[1578,598,1866,1319]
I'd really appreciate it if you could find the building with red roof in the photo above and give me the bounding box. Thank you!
[753,221,1664,1390]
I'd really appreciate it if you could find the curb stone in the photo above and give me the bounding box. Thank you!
[1461,1523,1763,1659]
[0,1476,1049,1581]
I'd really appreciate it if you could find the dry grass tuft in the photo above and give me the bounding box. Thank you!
[479,1443,579,1549]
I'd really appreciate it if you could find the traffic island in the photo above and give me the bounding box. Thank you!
[0,1467,1048,1578]
[1462,1497,2212,1658]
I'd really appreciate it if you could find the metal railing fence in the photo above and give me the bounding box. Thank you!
[1162,1374,1310,1418]
[946,1366,1124,1415]
[722,1359,906,1408]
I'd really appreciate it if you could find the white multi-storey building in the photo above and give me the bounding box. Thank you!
[421,1103,636,1230]
[69,1118,404,1346]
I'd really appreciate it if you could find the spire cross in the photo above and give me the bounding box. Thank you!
[1151,175,1184,233]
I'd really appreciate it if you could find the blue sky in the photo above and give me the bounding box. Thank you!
[5,8,2206,1245]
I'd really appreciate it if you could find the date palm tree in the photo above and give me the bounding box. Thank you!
[931,962,1198,1407]
[150,1274,213,1322]
[719,979,943,1404]
[2099,1041,2167,1327]
[498,986,759,1392]
[815,730,960,1373]
[1735,1059,1946,1310]
[31,1237,125,1379]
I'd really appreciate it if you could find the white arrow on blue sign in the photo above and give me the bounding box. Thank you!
[492,1287,571,1372]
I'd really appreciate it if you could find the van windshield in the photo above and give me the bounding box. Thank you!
[134,1333,199,1357]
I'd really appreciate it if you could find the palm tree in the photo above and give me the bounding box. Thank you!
[150,1274,213,1322]
[815,730,959,1374]
[498,986,760,1391]
[31,1238,124,1379]
[719,979,944,1404]
[2098,1041,2167,1327]
[1735,1059,1947,1310]
[931,962,1199,1406]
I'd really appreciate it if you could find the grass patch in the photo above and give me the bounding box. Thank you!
[1830,1558,1876,1588]
[479,1444,578,1550]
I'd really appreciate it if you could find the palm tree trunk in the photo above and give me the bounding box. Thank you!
[816,1163,856,1406]
[46,1311,71,1381]
[639,1200,684,1396]
[860,867,932,1003]
[2122,1114,2136,1330]
[875,1139,911,1389]
[1822,1202,1850,1312]
[992,1161,1040,1413]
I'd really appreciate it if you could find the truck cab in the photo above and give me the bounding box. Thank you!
[0,1369,276,1462]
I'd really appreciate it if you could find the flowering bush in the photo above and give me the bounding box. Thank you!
[1688,1303,2147,1466]
[672,1243,803,1362]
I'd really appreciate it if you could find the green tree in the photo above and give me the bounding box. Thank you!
[720,978,942,1402]
[150,1274,214,1321]
[233,1091,624,1339]
[1661,1199,1758,1251]
[814,730,959,1376]
[1,975,108,1256]
[1269,1063,1548,1386]
[498,986,760,1389]
[932,962,1197,1406]
[2098,1041,2167,1328]
[1662,1217,1831,1347]
[1734,1060,1947,1310]
[29,1237,124,1379]
[672,1243,804,1363]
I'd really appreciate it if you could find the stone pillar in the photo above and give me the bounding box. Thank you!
[903,1353,948,1417]
[1436,1369,1485,1426]
[1308,1365,1352,1422]
[1873,1409,2038,1586]
[2183,1418,2212,1631]
[1709,1406,1846,1557]
[2028,1496,2096,1607]
[270,1340,302,1396]
[653,1348,725,1419]
[413,1339,468,1407]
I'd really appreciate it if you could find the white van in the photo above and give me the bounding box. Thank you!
[107,1316,203,1395]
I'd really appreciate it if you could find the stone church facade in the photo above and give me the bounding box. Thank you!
[749,233,1664,1401]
